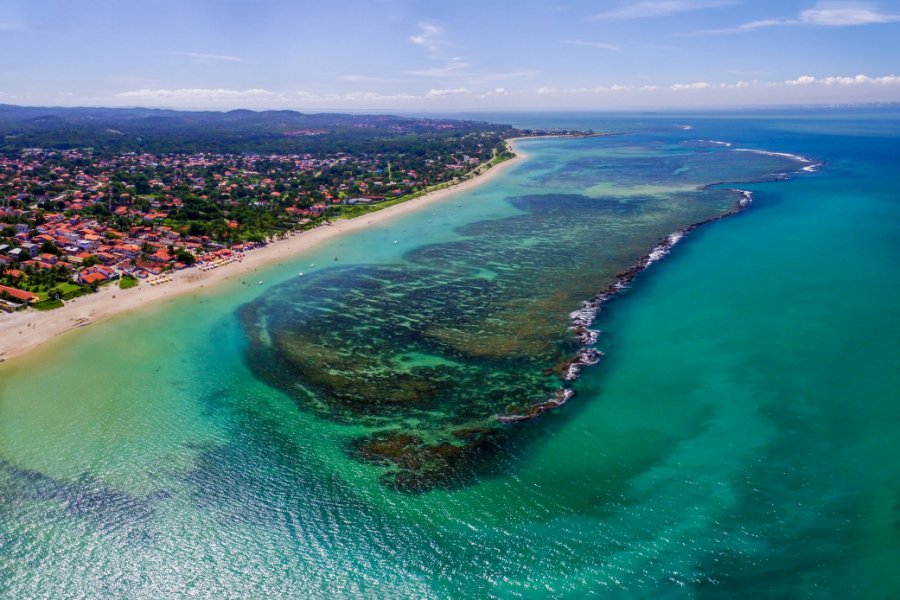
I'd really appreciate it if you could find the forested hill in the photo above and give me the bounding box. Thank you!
[0,105,518,155]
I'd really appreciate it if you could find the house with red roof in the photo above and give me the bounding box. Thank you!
[79,272,107,285]
[149,248,173,263]
[0,284,38,305]
[39,253,59,266]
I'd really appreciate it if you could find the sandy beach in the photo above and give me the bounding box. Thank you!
[0,140,528,364]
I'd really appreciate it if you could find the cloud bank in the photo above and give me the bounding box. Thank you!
[106,73,900,110]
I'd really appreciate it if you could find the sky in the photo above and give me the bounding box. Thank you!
[1,0,899,111]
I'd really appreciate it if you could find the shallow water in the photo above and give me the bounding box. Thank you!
[239,133,796,491]
[0,110,897,597]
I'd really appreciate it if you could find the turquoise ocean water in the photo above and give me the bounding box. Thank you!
[0,109,898,597]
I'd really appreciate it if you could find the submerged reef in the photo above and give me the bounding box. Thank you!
[240,138,807,491]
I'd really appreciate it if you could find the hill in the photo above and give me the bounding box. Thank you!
[0,105,518,155]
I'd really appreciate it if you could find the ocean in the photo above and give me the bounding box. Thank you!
[0,108,897,597]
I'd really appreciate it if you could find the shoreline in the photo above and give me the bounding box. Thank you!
[0,139,530,365]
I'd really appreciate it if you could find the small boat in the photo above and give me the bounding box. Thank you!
[258,280,264,285]
[298,272,304,276]
[393,240,398,244]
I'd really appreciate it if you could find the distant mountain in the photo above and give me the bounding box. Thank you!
[0,104,517,155]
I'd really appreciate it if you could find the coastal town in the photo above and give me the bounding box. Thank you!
[0,133,512,313]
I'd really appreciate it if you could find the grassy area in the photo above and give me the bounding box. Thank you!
[54,282,82,295]
[329,152,515,221]
[32,298,64,311]
[55,282,92,301]
[119,275,138,289]
[17,281,90,302]
[330,188,440,220]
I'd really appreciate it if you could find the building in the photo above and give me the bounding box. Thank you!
[0,284,38,305]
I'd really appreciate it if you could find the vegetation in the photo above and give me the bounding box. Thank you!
[330,144,516,220]
[119,275,138,289]
[0,105,518,156]
[32,298,64,311]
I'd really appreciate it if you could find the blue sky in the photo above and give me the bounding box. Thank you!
[1,0,899,110]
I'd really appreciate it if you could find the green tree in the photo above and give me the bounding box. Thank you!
[40,241,60,256]
[174,249,196,265]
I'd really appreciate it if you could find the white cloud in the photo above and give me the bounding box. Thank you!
[336,91,417,102]
[409,22,445,57]
[533,74,900,97]
[799,3,900,25]
[592,0,737,20]
[410,22,440,45]
[426,88,469,97]
[169,51,244,63]
[736,18,795,31]
[561,39,621,51]
[290,90,424,106]
[408,21,472,80]
[116,88,275,100]
[685,1,900,34]
[670,81,713,90]
[784,75,819,85]
[682,17,798,34]
[106,73,900,110]
[406,58,469,78]
[480,88,508,98]
[534,84,652,95]
[671,80,753,90]
[784,74,900,85]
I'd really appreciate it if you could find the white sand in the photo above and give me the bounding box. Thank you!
[0,141,528,363]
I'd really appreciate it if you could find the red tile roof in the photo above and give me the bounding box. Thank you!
[0,284,38,303]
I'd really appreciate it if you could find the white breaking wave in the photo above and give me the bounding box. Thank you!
[733,147,824,173]
[733,147,813,162]
[564,349,604,381]
[645,231,685,267]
